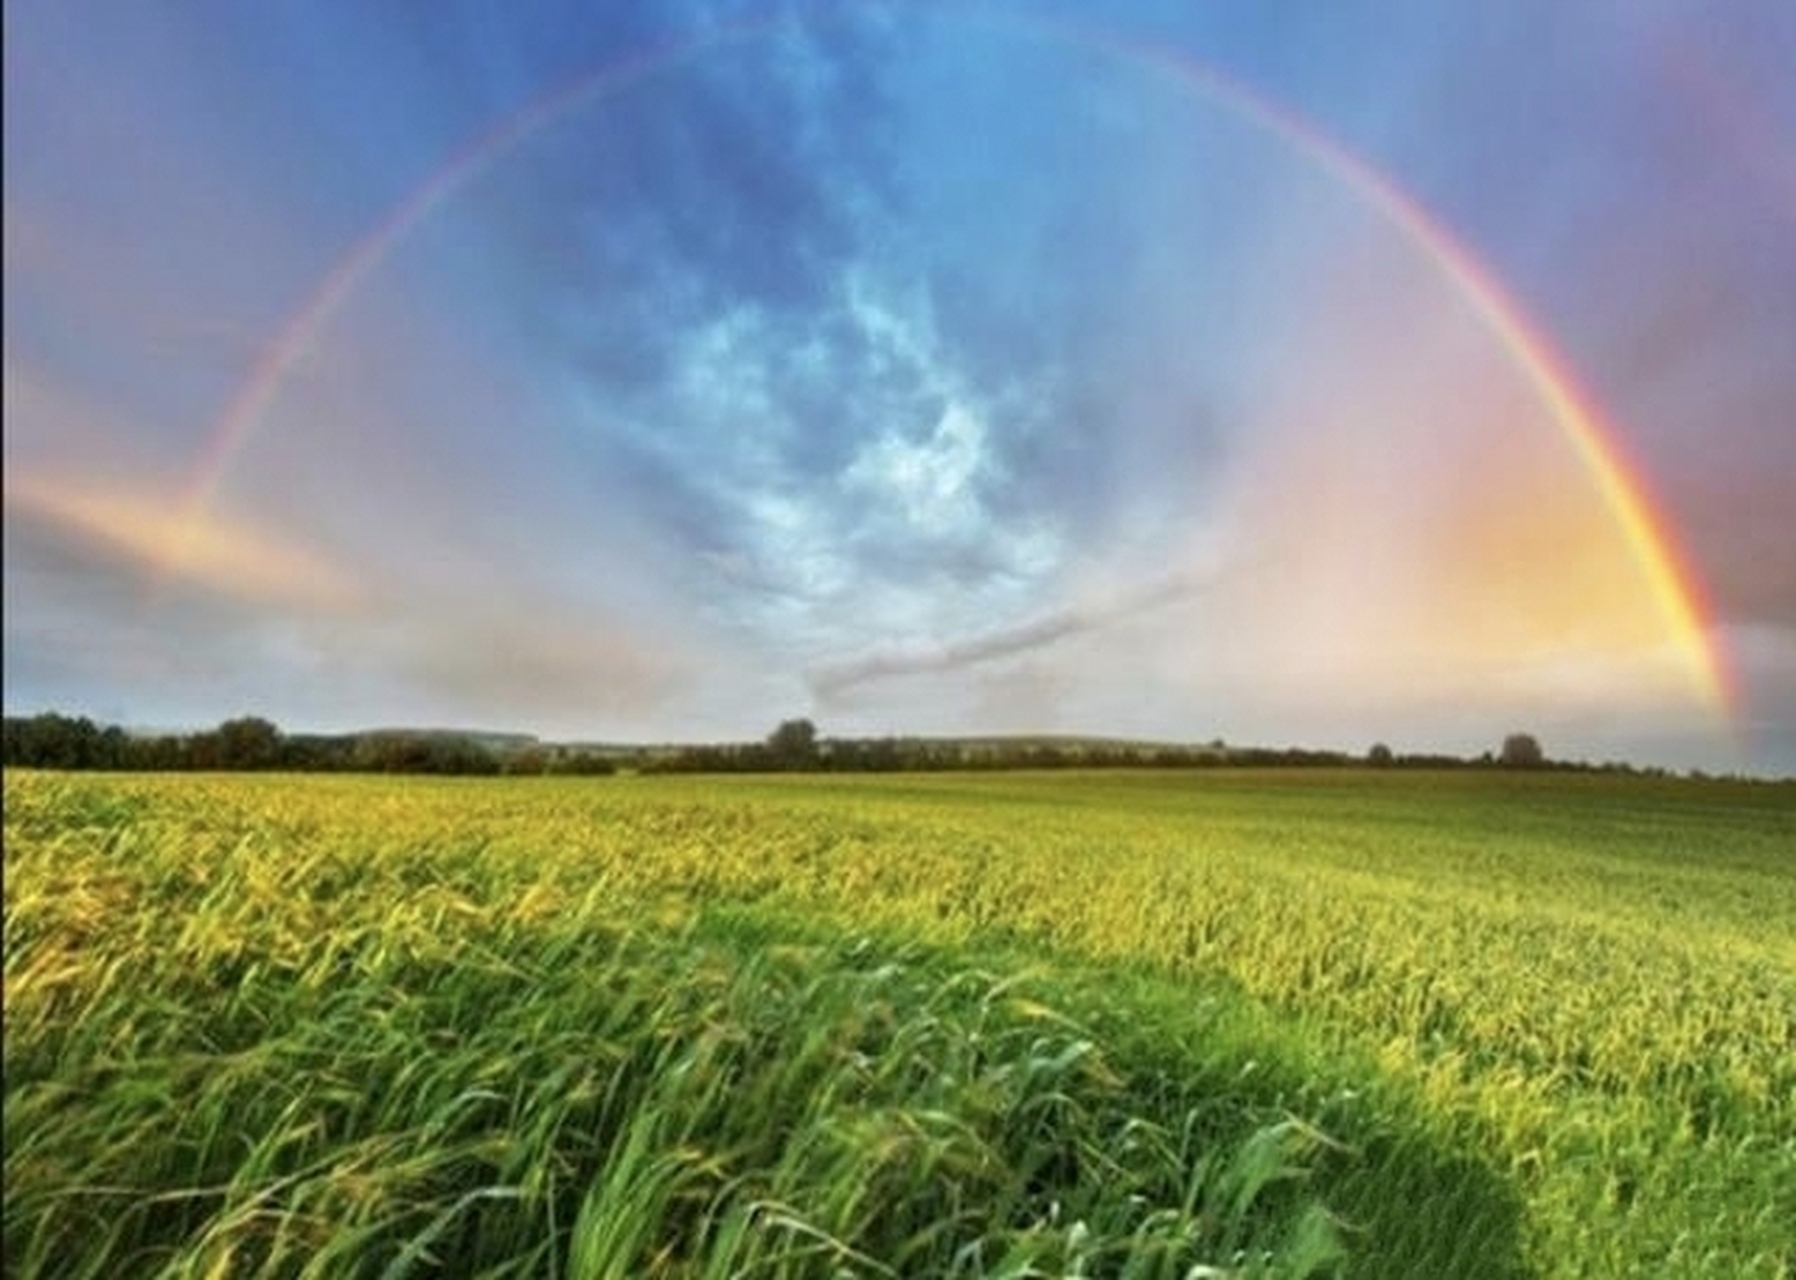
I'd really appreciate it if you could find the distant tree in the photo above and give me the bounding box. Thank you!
[548,750,616,776]
[1499,732,1545,769]
[96,725,129,768]
[348,731,498,775]
[280,733,355,771]
[215,716,282,769]
[125,732,188,771]
[1367,742,1395,768]
[503,746,550,776]
[766,718,819,769]
[4,712,105,768]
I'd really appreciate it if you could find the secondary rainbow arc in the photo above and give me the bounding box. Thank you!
[169,9,1736,724]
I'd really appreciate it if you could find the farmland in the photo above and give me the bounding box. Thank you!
[4,768,1792,1277]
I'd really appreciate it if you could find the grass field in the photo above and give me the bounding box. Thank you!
[4,768,1792,1277]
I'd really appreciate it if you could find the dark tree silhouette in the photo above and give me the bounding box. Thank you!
[215,716,282,769]
[1499,733,1545,769]
[766,718,819,768]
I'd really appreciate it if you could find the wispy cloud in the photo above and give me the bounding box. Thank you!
[369,607,693,728]
[809,569,1211,701]
[4,472,361,609]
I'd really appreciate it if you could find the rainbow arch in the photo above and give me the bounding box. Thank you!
[170,8,1736,721]
[1054,20,1734,720]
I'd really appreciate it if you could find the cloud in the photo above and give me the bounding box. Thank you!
[808,569,1210,701]
[373,608,691,728]
[5,1,1783,773]
[544,250,1080,662]
[496,16,1274,670]
[2,466,696,735]
[490,10,895,369]
[844,399,987,531]
[3,471,361,609]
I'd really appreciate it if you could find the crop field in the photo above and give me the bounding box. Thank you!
[4,768,1793,1278]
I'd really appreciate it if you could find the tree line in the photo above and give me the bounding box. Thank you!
[640,719,1375,774]
[9,711,1666,778]
[1,712,615,776]
[641,722,1574,774]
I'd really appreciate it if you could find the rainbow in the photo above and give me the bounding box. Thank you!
[171,8,1735,720]
[1050,20,1736,720]
[171,20,767,548]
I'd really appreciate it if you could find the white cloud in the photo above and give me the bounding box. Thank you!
[844,399,987,531]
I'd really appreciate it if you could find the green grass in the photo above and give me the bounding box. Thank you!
[4,768,1792,1277]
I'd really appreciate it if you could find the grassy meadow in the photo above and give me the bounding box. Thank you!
[4,767,1792,1277]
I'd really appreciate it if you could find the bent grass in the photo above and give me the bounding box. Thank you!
[5,769,1791,1276]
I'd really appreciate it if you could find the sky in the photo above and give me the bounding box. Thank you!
[5,1,1794,773]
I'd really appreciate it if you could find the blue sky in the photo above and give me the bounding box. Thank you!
[5,1,1793,772]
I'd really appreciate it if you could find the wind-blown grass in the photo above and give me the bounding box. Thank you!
[5,845,1348,1277]
[5,768,1791,1276]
